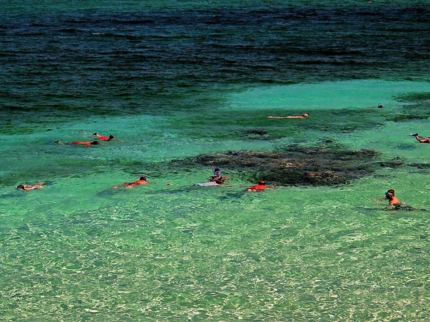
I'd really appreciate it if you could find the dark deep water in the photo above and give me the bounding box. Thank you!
[1,3,429,123]
[1,2,430,320]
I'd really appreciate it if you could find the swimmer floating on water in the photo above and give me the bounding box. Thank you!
[372,189,414,210]
[194,177,225,187]
[113,174,150,189]
[93,133,115,141]
[267,113,309,119]
[246,180,276,192]
[411,133,430,143]
[365,103,383,110]
[17,182,46,191]
[54,140,100,146]
[209,166,229,182]
[92,132,123,142]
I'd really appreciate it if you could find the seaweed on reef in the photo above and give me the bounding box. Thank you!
[394,92,430,103]
[240,128,275,141]
[409,163,430,170]
[394,92,430,117]
[168,144,388,187]
[377,157,405,168]
[390,114,428,122]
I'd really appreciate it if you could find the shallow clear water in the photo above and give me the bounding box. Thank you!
[1,1,430,320]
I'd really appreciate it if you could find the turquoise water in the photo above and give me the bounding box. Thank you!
[2,1,430,320]
[2,80,430,321]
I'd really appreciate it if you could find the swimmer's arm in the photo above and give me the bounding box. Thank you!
[415,135,426,143]
[371,197,386,203]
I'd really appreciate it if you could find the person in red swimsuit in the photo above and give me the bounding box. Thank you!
[246,180,276,192]
[72,141,100,146]
[93,133,115,141]
[113,175,150,189]
[55,140,99,146]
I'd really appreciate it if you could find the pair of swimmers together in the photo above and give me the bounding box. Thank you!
[268,104,382,120]
[267,103,382,120]
[54,133,116,146]
[17,176,150,191]
[194,167,276,191]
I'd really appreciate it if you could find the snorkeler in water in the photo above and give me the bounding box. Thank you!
[93,133,116,141]
[54,140,100,146]
[267,113,309,119]
[208,166,230,182]
[246,180,276,192]
[372,189,414,210]
[411,133,430,143]
[113,174,150,189]
[17,182,46,191]
[194,177,225,187]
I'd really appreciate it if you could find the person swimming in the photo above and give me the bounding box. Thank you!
[267,113,309,119]
[208,166,230,182]
[246,180,276,192]
[194,177,225,187]
[93,133,115,141]
[372,189,414,210]
[212,167,221,178]
[411,133,430,143]
[55,140,100,146]
[113,174,150,189]
[17,182,45,191]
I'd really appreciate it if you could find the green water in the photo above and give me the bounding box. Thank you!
[2,80,430,320]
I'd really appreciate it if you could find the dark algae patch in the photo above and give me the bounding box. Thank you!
[169,145,391,186]
[390,91,430,122]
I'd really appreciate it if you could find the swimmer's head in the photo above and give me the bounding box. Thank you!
[17,184,25,190]
[303,113,309,117]
[258,180,265,185]
[140,174,147,181]
[385,189,395,197]
[91,141,99,145]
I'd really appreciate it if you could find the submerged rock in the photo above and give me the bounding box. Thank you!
[169,145,385,186]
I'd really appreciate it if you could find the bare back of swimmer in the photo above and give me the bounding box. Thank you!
[113,175,150,189]
[268,113,309,119]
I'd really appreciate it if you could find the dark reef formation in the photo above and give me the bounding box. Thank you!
[169,145,399,186]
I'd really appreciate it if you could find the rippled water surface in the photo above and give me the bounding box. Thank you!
[1,1,430,320]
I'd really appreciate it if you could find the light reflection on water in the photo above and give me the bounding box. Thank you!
[1,80,430,320]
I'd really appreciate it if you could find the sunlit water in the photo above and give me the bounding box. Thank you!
[2,80,430,321]
[2,1,430,320]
